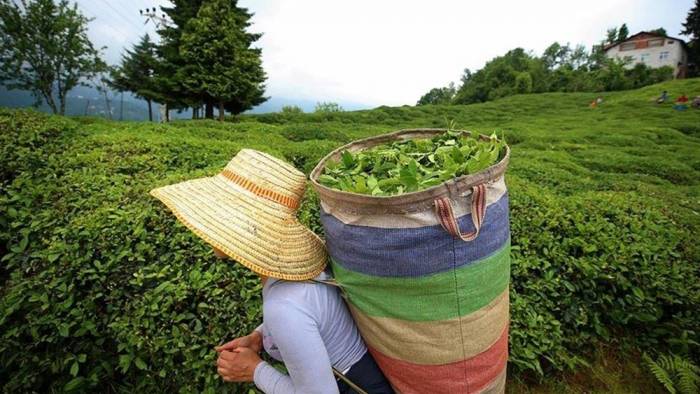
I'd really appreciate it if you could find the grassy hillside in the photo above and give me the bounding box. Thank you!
[1,79,699,393]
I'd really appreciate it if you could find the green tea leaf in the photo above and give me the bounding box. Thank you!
[320,131,505,196]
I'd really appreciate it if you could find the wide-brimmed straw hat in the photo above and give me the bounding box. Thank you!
[150,149,327,281]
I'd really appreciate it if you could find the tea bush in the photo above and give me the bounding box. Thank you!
[1,78,699,392]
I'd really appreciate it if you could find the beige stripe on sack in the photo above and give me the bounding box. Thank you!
[322,177,506,229]
[349,289,509,365]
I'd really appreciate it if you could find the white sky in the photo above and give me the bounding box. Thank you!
[77,0,695,107]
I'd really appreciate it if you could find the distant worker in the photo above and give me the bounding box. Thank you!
[692,96,700,109]
[674,94,689,111]
[657,90,669,104]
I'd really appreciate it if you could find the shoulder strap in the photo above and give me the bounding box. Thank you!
[333,367,369,394]
[306,278,341,287]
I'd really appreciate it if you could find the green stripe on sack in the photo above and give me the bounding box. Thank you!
[332,241,511,322]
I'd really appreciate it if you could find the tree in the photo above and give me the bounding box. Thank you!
[542,42,572,70]
[683,0,700,39]
[0,0,105,115]
[314,102,343,113]
[110,34,160,121]
[179,0,267,121]
[156,0,207,118]
[682,0,700,75]
[606,27,618,44]
[453,48,547,104]
[649,27,667,36]
[514,72,533,93]
[281,105,303,114]
[417,83,456,105]
[617,23,629,42]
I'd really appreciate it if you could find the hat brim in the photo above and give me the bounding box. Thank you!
[150,174,327,281]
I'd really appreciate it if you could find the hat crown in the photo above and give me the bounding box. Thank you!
[223,149,307,207]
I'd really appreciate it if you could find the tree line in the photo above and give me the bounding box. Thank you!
[0,0,266,121]
[419,3,700,105]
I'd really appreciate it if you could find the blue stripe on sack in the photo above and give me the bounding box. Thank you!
[321,193,510,278]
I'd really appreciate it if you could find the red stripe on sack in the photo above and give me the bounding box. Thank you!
[479,185,486,224]
[475,185,485,228]
[369,326,509,394]
[436,198,452,236]
[443,199,458,236]
[220,169,299,210]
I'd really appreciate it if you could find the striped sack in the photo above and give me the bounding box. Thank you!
[311,129,511,394]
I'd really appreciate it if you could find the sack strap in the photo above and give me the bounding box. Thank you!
[434,184,486,242]
[307,278,341,287]
[333,367,369,394]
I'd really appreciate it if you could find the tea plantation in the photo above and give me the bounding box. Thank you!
[1,79,699,393]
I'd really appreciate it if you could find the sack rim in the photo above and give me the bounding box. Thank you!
[309,128,510,214]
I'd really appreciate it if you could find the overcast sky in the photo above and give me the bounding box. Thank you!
[76,0,695,107]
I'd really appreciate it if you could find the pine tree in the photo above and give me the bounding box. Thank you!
[156,0,206,117]
[606,27,618,44]
[617,23,629,42]
[110,34,159,121]
[179,0,267,121]
[682,0,700,75]
[682,0,700,39]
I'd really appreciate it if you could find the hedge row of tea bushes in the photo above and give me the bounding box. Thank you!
[1,79,700,392]
[0,111,263,393]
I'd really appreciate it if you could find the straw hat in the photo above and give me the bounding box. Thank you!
[150,149,327,281]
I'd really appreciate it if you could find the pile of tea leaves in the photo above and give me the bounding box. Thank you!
[318,130,506,196]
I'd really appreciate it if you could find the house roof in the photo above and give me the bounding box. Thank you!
[603,31,688,52]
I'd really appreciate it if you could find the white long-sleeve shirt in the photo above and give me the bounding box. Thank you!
[253,272,367,394]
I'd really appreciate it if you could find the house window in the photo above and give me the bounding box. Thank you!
[620,42,636,51]
[640,53,650,63]
[648,38,664,47]
[659,51,670,61]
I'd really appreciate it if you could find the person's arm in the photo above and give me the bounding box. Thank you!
[253,300,339,394]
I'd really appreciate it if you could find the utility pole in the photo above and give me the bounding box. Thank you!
[139,7,171,28]
[84,100,90,116]
[120,92,124,121]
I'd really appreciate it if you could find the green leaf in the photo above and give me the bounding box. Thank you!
[399,160,419,192]
[134,357,147,370]
[70,361,79,376]
[59,324,70,337]
[63,377,85,392]
[119,354,132,373]
[340,150,354,168]
[318,174,338,186]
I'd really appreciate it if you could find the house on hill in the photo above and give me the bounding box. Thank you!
[604,31,688,78]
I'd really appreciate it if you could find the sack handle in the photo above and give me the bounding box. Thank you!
[434,184,486,242]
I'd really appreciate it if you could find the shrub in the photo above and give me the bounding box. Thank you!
[1,78,698,391]
[280,105,303,114]
[280,124,349,143]
[508,180,700,375]
[314,102,343,113]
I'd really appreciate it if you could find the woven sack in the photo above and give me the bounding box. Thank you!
[310,129,511,394]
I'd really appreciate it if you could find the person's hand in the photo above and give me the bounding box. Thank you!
[215,330,263,354]
[216,347,262,383]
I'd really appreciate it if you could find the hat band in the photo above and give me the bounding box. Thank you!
[221,169,300,210]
